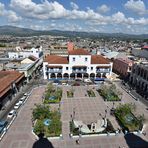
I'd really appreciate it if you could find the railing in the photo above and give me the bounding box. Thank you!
[72,69,87,73]
[96,69,110,73]
[48,69,63,73]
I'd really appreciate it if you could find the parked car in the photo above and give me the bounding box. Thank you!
[0,120,8,134]
[24,93,29,97]
[7,110,16,118]
[14,102,21,109]
[20,96,26,102]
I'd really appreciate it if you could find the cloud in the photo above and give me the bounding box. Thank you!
[0,2,21,22]
[97,4,110,13]
[70,2,79,10]
[0,2,5,16]
[10,0,67,19]
[124,0,147,15]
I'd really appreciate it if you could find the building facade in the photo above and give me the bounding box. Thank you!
[43,49,113,80]
[113,58,133,79]
[8,46,43,59]
[129,62,148,99]
[0,71,25,109]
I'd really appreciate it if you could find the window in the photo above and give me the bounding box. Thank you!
[66,67,68,70]
[91,67,93,70]
[73,57,75,61]
[85,57,88,61]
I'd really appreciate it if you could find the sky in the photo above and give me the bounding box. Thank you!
[0,0,148,34]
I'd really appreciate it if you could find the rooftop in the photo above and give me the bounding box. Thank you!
[44,55,68,64]
[91,55,110,64]
[68,49,90,55]
[0,71,24,98]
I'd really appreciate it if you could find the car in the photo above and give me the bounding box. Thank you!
[20,96,26,102]
[0,120,8,134]
[18,100,23,105]
[7,110,16,118]
[14,102,21,109]
[24,93,29,97]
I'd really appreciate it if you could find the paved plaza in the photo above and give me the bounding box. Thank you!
[0,83,148,148]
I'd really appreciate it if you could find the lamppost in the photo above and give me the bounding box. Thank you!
[79,125,82,136]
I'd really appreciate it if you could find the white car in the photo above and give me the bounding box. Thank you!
[20,96,26,102]
[14,102,21,109]
[7,110,16,118]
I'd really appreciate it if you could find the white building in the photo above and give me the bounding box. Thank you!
[8,46,43,59]
[43,49,113,80]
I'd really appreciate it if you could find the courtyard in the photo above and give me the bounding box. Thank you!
[0,82,148,148]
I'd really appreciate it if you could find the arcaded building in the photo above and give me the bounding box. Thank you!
[129,62,148,98]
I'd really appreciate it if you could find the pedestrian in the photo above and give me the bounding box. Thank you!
[76,139,80,144]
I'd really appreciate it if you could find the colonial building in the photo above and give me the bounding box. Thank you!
[43,49,113,80]
[129,62,148,99]
[0,71,25,109]
[113,58,133,79]
[8,46,43,59]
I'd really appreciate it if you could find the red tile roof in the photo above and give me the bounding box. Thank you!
[28,55,38,61]
[0,71,25,98]
[68,49,90,55]
[44,55,68,64]
[91,55,110,64]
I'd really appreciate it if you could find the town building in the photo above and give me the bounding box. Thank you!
[0,71,25,109]
[113,58,133,79]
[8,46,43,59]
[43,49,113,80]
[129,61,148,99]
[4,56,42,83]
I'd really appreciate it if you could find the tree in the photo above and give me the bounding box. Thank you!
[32,104,50,120]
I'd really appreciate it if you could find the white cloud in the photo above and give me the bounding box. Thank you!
[97,4,110,13]
[0,2,5,16]
[0,2,21,22]
[124,0,147,15]
[10,0,67,19]
[70,2,79,10]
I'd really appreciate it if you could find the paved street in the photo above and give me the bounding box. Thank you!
[0,84,148,148]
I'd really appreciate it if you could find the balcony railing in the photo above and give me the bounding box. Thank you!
[96,69,110,73]
[72,69,87,73]
[48,69,62,73]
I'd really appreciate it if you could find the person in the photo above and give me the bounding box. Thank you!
[76,139,80,144]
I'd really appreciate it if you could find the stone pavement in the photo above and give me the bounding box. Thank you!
[0,84,148,148]
[0,86,45,148]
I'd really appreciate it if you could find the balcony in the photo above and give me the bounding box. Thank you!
[96,69,110,73]
[72,69,87,73]
[48,69,62,73]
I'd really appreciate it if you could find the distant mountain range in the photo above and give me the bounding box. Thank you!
[0,25,148,39]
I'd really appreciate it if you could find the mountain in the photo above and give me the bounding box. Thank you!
[0,25,148,39]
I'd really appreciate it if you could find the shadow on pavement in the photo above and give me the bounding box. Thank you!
[32,133,54,148]
[124,133,148,148]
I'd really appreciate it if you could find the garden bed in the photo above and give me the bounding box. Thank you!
[115,104,143,132]
[97,84,121,101]
[44,84,62,104]
[33,105,62,137]
[87,90,96,97]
